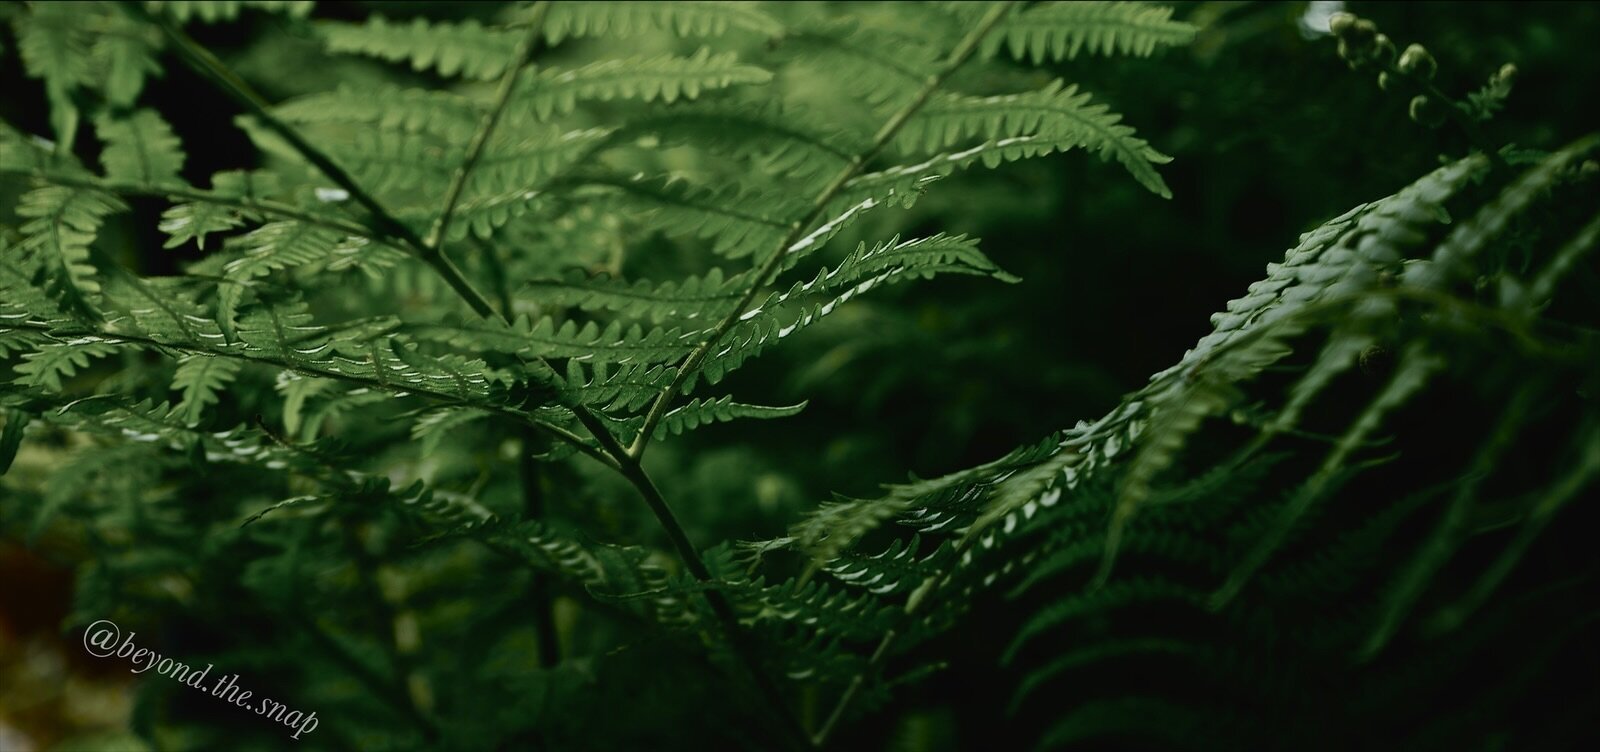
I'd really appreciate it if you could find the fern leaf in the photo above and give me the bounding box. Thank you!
[14,339,123,391]
[903,81,1174,198]
[159,202,246,251]
[557,361,678,412]
[0,327,49,360]
[96,110,187,186]
[409,315,699,367]
[275,372,334,438]
[839,136,1078,211]
[1410,134,1600,289]
[171,354,243,426]
[511,49,772,121]
[653,396,806,438]
[578,174,798,259]
[694,234,1014,387]
[328,126,609,202]
[217,221,355,337]
[410,407,491,456]
[540,1,783,44]
[783,26,940,112]
[614,102,862,180]
[320,16,523,80]
[91,13,164,107]
[16,186,126,322]
[13,3,91,147]
[825,536,956,597]
[153,1,315,24]
[521,268,746,325]
[274,84,481,142]
[983,1,1197,64]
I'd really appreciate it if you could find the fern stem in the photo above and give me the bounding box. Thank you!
[628,0,1021,459]
[0,318,618,470]
[127,2,506,321]
[611,456,813,749]
[426,2,550,251]
[813,524,986,748]
[0,170,379,239]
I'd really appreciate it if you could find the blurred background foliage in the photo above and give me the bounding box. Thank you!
[2,1,1598,750]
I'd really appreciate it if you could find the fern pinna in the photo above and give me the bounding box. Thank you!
[3,2,1597,751]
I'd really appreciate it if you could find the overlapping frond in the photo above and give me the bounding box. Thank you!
[540,1,784,44]
[319,16,524,80]
[982,1,1198,63]
[902,80,1175,198]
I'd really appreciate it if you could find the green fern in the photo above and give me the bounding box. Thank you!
[982,1,1198,63]
[171,354,243,426]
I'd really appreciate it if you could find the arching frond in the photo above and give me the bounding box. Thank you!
[15,186,125,322]
[539,1,784,44]
[319,16,524,80]
[902,80,1175,198]
[982,1,1198,64]
[96,109,187,186]
[510,49,772,121]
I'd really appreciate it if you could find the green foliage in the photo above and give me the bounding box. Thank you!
[3,2,1597,752]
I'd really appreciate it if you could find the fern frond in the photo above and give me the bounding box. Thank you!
[96,110,187,186]
[825,535,956,597]
[652,396,806,438]
[1409,134,1600,289]
[171,354,243,426]
[91,11,164,107]
[902,80,1174,198]
[13,339,124,391]
[839,136,1076,211]
[521,268,746,325]
[557,361,677,412]
[540,1,783,44]
[983,1,1197,64]
[13,2,92,146]
[275,84,481,142]
[408,315,698,367]
[510,49,772,121]
[410,406,491,456]
[319,16,523,80]
[16,186,126,322]
[327,127,609,207]
[693,234,1014,387]
[614,102,861,180]
[577,174,798,259]
[152,1,315,24]
[159,201,246,250]
[783,26,940,111]
[0,325,50,360]
[217,221,355,337]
